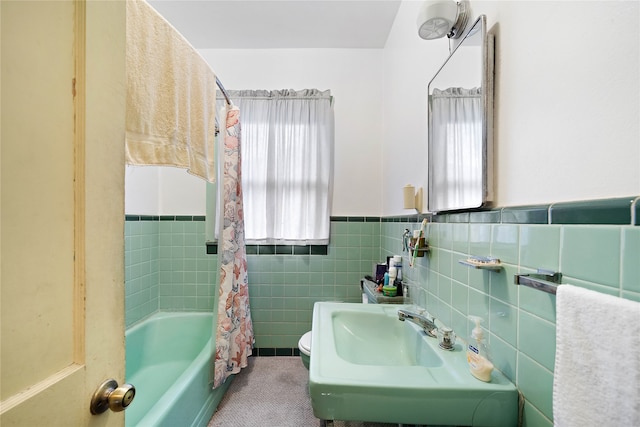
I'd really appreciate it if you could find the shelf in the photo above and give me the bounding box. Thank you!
[360,278,406,304]
[410,246,429,253]
[409,245,429,257]
[458,257,502,271]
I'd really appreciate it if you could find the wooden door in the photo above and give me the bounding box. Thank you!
[1,1,127,425]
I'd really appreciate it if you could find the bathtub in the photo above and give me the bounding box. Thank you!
[125,312,233,427]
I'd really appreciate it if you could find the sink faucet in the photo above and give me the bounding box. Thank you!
[398,309,437,338]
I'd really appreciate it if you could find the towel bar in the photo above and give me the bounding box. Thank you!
[514,270,562,294]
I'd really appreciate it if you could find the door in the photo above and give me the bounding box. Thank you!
[1,1,127,425]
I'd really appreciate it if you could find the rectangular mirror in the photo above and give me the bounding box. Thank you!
[427,15,494,212]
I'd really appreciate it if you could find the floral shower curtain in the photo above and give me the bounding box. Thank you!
[213,105,254,388]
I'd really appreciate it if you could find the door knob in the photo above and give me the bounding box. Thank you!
[90,379,135,415]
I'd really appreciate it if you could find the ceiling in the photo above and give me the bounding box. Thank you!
[148,0,402,49]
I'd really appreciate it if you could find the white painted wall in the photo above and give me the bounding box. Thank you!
[125,166,207,215]
[126,49,386,215]
[125,166,159,215]
[125,0,640,216]
[382,0,640,215]
[478,0,639,207]
[199,49,386,217]
[381,1,450,216]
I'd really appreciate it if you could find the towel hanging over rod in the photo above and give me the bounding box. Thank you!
[125,0,218,183]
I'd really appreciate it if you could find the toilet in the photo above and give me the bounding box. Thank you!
[298,331,312,369]
[299,301,344,370]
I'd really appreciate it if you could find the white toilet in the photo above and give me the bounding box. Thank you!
[298,331,312,369]
[299,301,344,370]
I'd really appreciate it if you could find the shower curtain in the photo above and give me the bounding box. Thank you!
[213,105,254,388]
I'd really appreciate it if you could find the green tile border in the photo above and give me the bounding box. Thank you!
[128,196,640,229]
[429,196,639,226]
[294,246,311,255]
[254,347,299,357]
[258,245,276,255]
[441,212,469,223]
[127,197,640,259]
[469,210,501,223]
[125,215,206,221]
[501,205,548,224]
[310,246,329,255]
[330,216,382,223]
[206,243,327,256]
[549,197,635,225]
[125,215,159,221]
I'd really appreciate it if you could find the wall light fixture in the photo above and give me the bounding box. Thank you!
[417,0,469,40]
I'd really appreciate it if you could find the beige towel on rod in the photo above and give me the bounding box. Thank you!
[553,284,640,426]
[125,0,217,182]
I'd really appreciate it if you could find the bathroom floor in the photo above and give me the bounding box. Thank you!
[207,356,399,427]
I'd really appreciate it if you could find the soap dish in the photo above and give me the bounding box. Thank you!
[458,256,502,271]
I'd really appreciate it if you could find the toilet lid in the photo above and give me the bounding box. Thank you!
[299,331,312,353]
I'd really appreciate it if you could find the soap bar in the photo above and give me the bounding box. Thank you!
[465,257,501,267]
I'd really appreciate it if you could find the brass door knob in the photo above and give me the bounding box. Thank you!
[90,379,136,415]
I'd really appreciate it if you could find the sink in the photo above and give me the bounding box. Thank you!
[309,302,518,426]
[332,311,442,367]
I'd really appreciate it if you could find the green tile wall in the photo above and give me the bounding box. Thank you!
[248,217,381,349]
[125,216,216,327]
[383,199,639,427]
[124,219,159,326]
[157,218,217,312]
[125,217,381,337]
[125,196,639,426]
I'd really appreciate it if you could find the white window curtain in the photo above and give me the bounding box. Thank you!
[218,89,334,245]
[430,87,482,209]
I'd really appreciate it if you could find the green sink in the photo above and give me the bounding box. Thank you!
[309,303,518,426]
[332,311,442,367]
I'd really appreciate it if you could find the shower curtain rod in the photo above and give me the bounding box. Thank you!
[216,76,231,105]
[214,76,231,137]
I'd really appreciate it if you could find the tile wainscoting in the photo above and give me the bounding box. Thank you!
[125,196,639,427]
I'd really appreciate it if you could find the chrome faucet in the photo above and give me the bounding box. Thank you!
[398,309,437,338]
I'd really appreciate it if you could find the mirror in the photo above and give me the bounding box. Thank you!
[427,15,494,212]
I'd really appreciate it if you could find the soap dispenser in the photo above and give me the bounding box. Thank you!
[466,316,494,382]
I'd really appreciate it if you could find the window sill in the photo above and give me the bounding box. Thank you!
[206,242,328,256]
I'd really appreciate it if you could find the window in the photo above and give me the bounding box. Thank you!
[208,89,334,245]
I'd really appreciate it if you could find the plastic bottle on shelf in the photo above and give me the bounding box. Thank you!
[393,255,402,282]
[388,266,397,284]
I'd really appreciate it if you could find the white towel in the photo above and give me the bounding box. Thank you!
[553,284,640,426]
[125,0,217,182]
